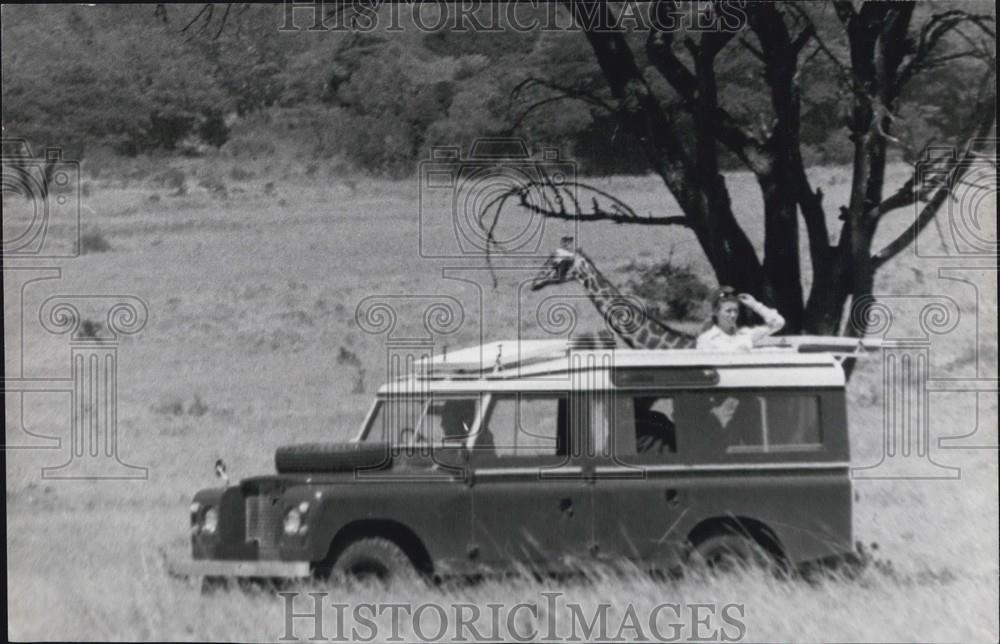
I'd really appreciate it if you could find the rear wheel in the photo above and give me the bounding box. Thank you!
[331,537,418,585]
[690,533,779,575]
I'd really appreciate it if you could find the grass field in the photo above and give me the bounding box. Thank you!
[4,156,998,642]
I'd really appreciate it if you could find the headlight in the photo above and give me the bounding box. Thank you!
[283,508,303,535]
[202,507,219,534]
[283,502,310,536]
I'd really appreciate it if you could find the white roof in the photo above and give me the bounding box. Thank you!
[375,338,853,394]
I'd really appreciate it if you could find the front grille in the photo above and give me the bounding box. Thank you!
[245,494,282,556]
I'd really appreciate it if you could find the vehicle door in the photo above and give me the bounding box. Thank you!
[467,392,592,569]
[359,394,477,573]
[589,389,691,568]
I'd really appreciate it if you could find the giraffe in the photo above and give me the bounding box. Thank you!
[530,241,696,349]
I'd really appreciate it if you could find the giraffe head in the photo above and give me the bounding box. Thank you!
[530,239,582,291]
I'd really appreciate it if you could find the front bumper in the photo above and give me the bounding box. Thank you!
[168,557,311,579]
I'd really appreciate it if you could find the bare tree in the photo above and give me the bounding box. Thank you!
[488,0,996,340]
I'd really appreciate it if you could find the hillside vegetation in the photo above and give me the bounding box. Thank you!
[2,3,992,174]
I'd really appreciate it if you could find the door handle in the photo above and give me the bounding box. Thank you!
[559,497,574,517]
[665,489,679,506]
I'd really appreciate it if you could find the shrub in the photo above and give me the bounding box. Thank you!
[229,166,253,181]
[197,174,228,198]
[336,346,366,394]
[150,167,186,191]
[222,132,277,159]
[152,397,185,416]
[80,230,111,254]
[187,394,209,417]
[621,259,712,322]
[78,318,105,340]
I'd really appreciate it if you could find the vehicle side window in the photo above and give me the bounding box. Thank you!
[634,396,676,454]
[480,394,568,457]
[418,397,480,447]
[678,392,821,453]
[766,395,822,447]
[366,396,481,447]
[366,397,425,444]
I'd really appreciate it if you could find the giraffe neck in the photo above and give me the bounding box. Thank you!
[572,251,695,350]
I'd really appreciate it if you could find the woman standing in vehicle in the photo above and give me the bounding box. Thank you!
[696,287,784,351]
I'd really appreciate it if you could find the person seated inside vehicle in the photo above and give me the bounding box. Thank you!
[634,396,676,454]
[439,400,476,448]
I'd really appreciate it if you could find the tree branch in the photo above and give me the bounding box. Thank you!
[645,3,770,175]
[506,77,613,133]
[177,3,245,41]
[871,87,997,268]
[480,177,690,240]
[791,23,816,55]
[896,10,996,94]
[832,0,856,27]
[785,3,856,93]
[181,4,212,36]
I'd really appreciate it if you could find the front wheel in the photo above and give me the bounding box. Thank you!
[331,537,419,585]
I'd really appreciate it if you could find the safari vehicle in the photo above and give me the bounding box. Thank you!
[173,336,873,583]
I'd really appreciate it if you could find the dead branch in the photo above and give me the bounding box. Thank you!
[870,88,997,268]
[176,3,248,41]
[181,4,213,37]
[896,10,995,93]
[645,15,769,175]
[479,177,690,240]
[507,77,613,134]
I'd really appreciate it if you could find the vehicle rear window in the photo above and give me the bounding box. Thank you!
[678,392,822,453]
[765,395,822,447]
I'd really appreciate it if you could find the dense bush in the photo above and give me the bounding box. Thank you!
[2,5,230,155]
[621,259,713,322]
[2,3,991,172]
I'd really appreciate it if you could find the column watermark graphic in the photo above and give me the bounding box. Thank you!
[352,294,467,478]
[850,295,963,479]
[3,139,150,480]
[35,296,149,479]
[933,266,999,450]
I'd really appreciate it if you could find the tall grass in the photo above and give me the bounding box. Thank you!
[5,161,997,641]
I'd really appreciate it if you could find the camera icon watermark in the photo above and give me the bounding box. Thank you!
[1,138,81,258]
[914,138,997,259]
[417,137,577,259]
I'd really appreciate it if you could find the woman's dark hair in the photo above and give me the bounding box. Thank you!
[708,286,757,327]
[712,286,739,313]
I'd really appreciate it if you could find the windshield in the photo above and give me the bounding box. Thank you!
[364,396,480,448]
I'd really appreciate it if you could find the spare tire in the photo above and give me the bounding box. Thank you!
[275,442,392,473]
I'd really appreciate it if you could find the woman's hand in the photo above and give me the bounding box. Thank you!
[737,293,757,306]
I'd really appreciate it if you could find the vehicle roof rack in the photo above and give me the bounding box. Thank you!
[418,334,613,378]
[757,335,883,360]
[396,334,880,382]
